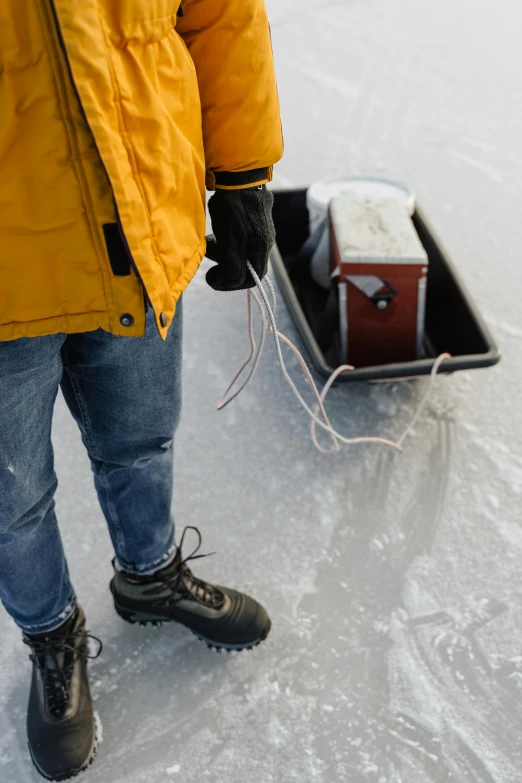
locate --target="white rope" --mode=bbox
[217,289,267,410]
[217,264,451,454]
[249,265,403,451]
[396,351,451,447]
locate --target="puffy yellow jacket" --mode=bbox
[0,0,283,341]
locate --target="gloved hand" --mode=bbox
[205,185,276,291]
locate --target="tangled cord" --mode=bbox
[218,263,451,454]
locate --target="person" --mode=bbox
[0,0,283,778]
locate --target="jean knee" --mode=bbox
[90,436,174,474]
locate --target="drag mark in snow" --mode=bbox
[387,601,522,781]
[448,149,508,184]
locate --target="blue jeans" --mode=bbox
[0,304,182,634]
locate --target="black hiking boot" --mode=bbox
[110,527,271,652]
[22,605,102,781]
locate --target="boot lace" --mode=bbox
[145,526,225,610]
[24,628,103,719]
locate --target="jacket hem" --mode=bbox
[0,242,208,343]
[0,310,144,342]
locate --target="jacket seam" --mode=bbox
[268,22,284,159]
[36,0,116,329]
[97,8,164,276]
[0,310,107,327]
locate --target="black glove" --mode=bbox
[205,185,276,291]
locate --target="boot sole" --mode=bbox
[113,603,271,653]
[29,722,97,781]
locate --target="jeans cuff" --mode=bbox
[19,595,77,635]
[115,543,177,576]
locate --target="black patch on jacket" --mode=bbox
[214,168,269,187]
[103,223,132,276]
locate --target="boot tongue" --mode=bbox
[155,551,222,606]
[122,550,182,585]
[155,549,183,580]
[154,552,204,599]
[124,545,224,607]
[27,610,80,717]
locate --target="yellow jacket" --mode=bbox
[0,0,283,341]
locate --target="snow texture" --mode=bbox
[1,0,521,781]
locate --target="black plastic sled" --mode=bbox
[269,188,500,383]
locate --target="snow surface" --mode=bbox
[1,0,522,780]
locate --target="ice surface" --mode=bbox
[1,0,522,781]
